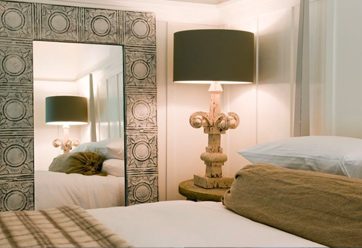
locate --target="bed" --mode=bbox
[34,62,125,210]
[35,171,124,210]
[3,162,362,247]
[88,200,324,247]
[35,139,125,210]
[2,136,362,247]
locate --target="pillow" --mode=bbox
[72,138,124,160]
[102,159,125,177]
[239,136,362,178]
[223,164,362,247]
[49,152,106,176]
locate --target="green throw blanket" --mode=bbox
[223,164,362,248]
[49,152,106,176]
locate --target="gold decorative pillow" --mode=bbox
[49,152,106,176]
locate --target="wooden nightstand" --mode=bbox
[178,179,230,202]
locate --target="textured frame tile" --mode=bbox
[0,136,33,175]
[126,131,158,170]
[0,1,34,39]
[0,90,33,129]
[0,177,33,211]
[124,11,156,47]
[126,93,157,129]
[0,41,32,85]
[124,48,156,89]
[40,4,79,42]
[82,8,119,44]
[127,174,158,205]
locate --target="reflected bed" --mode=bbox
[35,138,125,210]
[35,171,125,210]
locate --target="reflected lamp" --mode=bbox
[46,96,88,153]
[173,29,254,189]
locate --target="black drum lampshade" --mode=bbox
[46,96,88,126]
[173,29,254,84]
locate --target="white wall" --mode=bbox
[304,0,362,138]
[330,0,362,138]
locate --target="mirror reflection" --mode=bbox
[33,41,125,210]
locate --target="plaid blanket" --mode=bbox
[0,205,130,248]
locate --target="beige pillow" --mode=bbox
[223,164,362,248]
[102,159,124,177]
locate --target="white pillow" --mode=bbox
[102,159,125,177]
[72,138,124,160]
[239,136,362,178]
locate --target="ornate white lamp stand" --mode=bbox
[52,125,80,153]
[190,82,239,189]
[173,29,254,190]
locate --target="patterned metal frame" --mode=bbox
[0,0,158,210]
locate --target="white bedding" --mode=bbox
[88,200,324,247]
[35,171,124,210]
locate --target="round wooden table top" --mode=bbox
[178,179,230,202]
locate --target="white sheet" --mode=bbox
[88,200,324,247]
[35,171,124,210]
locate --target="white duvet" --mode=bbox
[88,200,324,247]
[35,171,124,210]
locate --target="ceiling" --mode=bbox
[167,0,230,4]
[33,41,122,82]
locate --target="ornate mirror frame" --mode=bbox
[0,0,158,210]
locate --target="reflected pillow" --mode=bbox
[49,152,106,176]
[72,138,124,160]
[102,159,125,177]
[239,136,362,178]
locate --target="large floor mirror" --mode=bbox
[33,41,125,209]
[0,0,158,211]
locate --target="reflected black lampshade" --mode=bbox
[173,29,254,84]
[46,96,88,125]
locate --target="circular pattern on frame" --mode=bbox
[2,8,25,31]
[3,99,26,121]
[2,54,26,76]
[48,12,70,34]
[132,141,151,162]
[131,18,150,39]
[91,15,111,37]
[3,190,27,211]
[132,100,150,121]
[4,145,27,167]
[131,59,150,80]
[134,182,152,203]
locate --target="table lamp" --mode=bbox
[173,29,254,189]
[46,96,88,153]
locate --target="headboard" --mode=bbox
[0,0,158,210]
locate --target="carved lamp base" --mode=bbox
[194,175,233,189]
[189,82,239,190]
[52,125,79,154]
[53,138,79,154]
